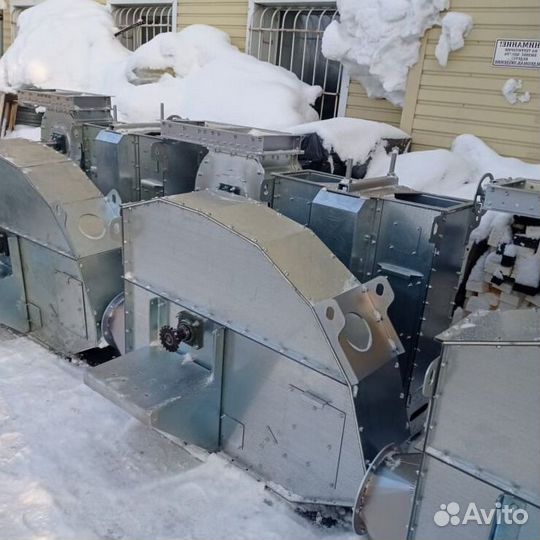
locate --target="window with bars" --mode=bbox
[249,4,343,119]
[111,3,173,51]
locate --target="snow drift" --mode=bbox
[287,117,409,164]
[367,134,540,199]
[0,0,128,91]
[0,0,321,128]
[322,0,450,106]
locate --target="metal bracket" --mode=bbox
[177,310,204,350]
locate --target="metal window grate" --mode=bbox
[249,5,343,119]
[112,4,173,51]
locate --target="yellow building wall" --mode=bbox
[178,0,249,51]
[2,1,12,53]
[345,80,402,127]
[401,0,539,162]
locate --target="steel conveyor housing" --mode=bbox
[86,190,409,507]
[0,139,123,354]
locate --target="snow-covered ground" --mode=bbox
[0,330,354,540]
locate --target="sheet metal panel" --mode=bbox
[123,194,347,380]
[123,191,402,384]
[0,139,120,258]
[412,456,512,540]
[426,343,540,505]
[0,236,29,333]
[221,331,362,505]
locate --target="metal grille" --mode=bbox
[249,5,343,119]
[112,4,173,51]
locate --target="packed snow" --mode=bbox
[513,253,540,288]
[287,117,409,164]
[502,78,531,105]
[3,125,40,141]
[463,211,540,315]
[469,211,513,244]
[0,331,354,540]
[367,134,540,199]
[435,12,473,67]
[322,0,449,106]
[0,0,320,128]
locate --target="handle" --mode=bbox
[474,172,494,216]
[422,357,440,398]
[377,262,423,281]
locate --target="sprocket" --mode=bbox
[159,325,181,352]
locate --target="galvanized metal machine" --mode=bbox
[83,117,302,204]
[86,189,409,508]
[160,117,302,201]
[19,89,113,163]
[3,88,498,528]
[266,169,475,432]
[19,89,304,205]
[482,176,540,218]
[354,308,540,539]
[0,138,123,355]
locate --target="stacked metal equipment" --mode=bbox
[267,169,475,433]
[17,89,203,203]
[0,139,123,355]
[84,117,303,204]
[0,91,306,357]
[18,89,113,164]
[159,117,303,202]
[18,89,304,205]
[86,189,410,509]
[353,308,540,540]
[81,120,204,203]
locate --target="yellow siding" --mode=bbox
[401,0,540,162]
[178,1,248,51]
[345,79,402,127]
[3,0,12,53]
